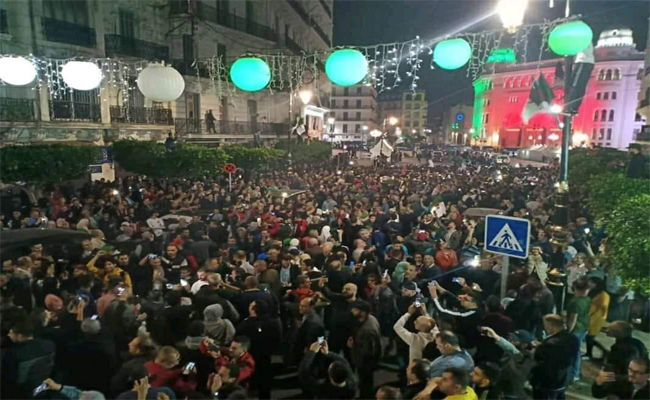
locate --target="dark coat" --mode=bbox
[293,311,325,363]
[531,330,579,390]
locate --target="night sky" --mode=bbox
[333,0,649,112]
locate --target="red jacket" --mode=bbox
[144,361,197,396]
[198,341,256,385]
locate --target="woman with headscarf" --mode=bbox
[318,225,332,244]
[203,304,235,347]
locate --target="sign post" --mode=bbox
[223,163,237,191]
[484,215,531,299]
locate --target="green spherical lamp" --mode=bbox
[433,38,472,70]
[230,57,271,92]
[325,49,368,87]
[548,21,593,56]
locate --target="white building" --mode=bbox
[636,20,650,154]
[328,84,378,143]
[0,0,333,145]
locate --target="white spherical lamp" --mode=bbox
[0,56,37,86]
[136,64,185,102]
[61,61,103,90]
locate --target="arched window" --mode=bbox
[509,79,515,88]
[594,110,599,121]
[601,110,607,121]
[605,69,613,80]
[597,69,605,80]
[503,78,510,88]
[613,69,621,80]
[609,110,614,121]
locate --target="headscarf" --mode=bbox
[203,304,235,346]
[392,261,409,285]
[319,225,332,243]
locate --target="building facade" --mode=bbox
[472,28,645,150]
[636,20,650,154]
[328,84,377,143]
[443,103,473,145]
[377,89,428,136]
[0,0,333,146]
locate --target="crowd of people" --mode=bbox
[1,157,648,400]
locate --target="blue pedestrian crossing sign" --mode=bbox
[484,215,530,259]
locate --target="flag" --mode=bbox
[565,44,595,115]
[521,73,555,124]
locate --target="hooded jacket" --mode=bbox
[203,304,235,346]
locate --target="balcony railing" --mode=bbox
[286,0,331,46]
[50,101,101,122]
[0,98,37,121]
[175,118,288,136]
[42,17,96,47]
[105,34,169,60]
[171,0,277,42]
[110,106,173,125]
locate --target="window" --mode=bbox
[599,128,605,140]
[404,121,410,127]
[119,10,135,38]
[44,0,89,26]
[343,112,348,120]
[605,69,613,80]
[606,128,612,140]
[413,121,419,127]
[0,9,8,34]
[355,124,361,133]
[603,92,609,100]
[503,78,510,88]
[405,94,412,100]
[356,87,362,94]
[635,113,643,122]
[344,88,349,96]
[609,110,614,122]
[355,112,361,121]
[597,69,605,80]
[613,69,621,80]
[415,94,422,101]
[413,112,420,118]
[596,92,601,100]
[330,112,335,118]
[601,110,607,121]
[593,110,599,121]
[342,124,348,133]
[343,100,349,108]
[592,128,597,140]
[356,100,361,108]
[612,91,617,100]
[405,103,411,109]
[634,129,641,140]
[331,100,336,108]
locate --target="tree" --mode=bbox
[274,140,332,164]
[568,147,629,188]
[586,172,650,220]
[0,144,101,183]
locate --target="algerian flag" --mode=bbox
[521,73,555,124]
[565,44,595,115]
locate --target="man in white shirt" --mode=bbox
[393,303,438,361]
[147,211,165,238]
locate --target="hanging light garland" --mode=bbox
[0,15,578,103]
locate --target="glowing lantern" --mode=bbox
[433,38,472,70]
[0,56,37,86]
[325,49,368,87]
[229,57,271,92]
[549,21,593,56]
[61,61,102,90]
[136,64,185,102]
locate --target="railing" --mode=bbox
[105,34,169,61]
[49,101,101,122]
[42,18,96,47]
[285,0,331,46]
[331,105,375,109]
[171,0,277,42]
[0,98,36,121]
[175,118,288,136]
[110,106,173,125]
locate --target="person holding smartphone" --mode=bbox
[592,358,650,399]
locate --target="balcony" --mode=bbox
[49,101,101,122]
[105,34,169,61]
[110,106,173,125]
[42,18,96,47]
[0,98,37,121]
[175,118,287,136]
[171,0,277,42]
[286,0,331,46]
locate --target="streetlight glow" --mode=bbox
[496,0,528,33]
[327,117,335,124]
[362,125,368,131]
[298,89,313,105]
[388,117,398,126]
[370,129,382,138]
[550,104,563,114]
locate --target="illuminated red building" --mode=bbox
[472,28,645,149]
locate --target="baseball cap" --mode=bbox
[509,329,534,343]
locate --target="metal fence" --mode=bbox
[49,101,101,122]
[0,98,36,121]
[109,106,173,125]
[175,118,288,136]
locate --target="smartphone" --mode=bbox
[91,314,98,320]
[33,383,47,396]
[180,279,188,286]
[166,283,174,289]
[148,254,157,259]
[183,361,196,375]
[116,287,125,296]
[414,299,421,308]
[428,280,438,287]
[452,277,462,285]
[318,336,325,346]
[382,270,388,279]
